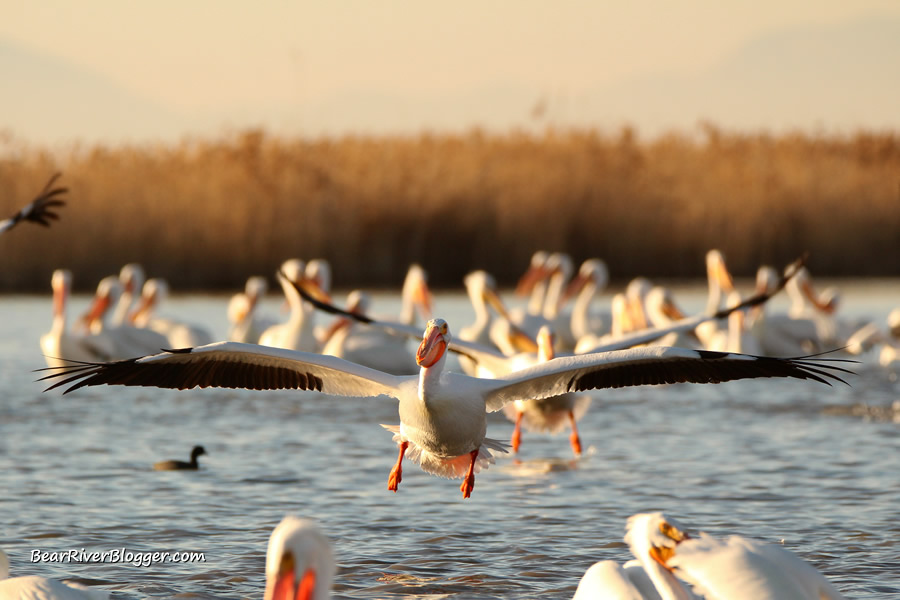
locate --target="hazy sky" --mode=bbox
[3,1,900,141]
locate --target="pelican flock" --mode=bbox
[22,245,896,599]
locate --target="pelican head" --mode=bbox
[625,512,691,570]
[515,250,551,296]
[82,276,122,328]
[305,260,332,295]
[403,264,433,320]
[265,516,335,600]
[706,250,735,292]
[563,258,609,302]
[119,263,145,295]
[465,270,510,319]
[130,278,169,325]
[416,318,450,368]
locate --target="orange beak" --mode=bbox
[81,293,110,329]
[414,280,433,320]
[128,291,155,324]
[265,568,317,600]
[562,273,589,304]
[52,280,67,319]
[416,326,447,368]
[515,265,547,297]
[302,277,333,304]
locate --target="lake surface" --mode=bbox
[1,282,899,599]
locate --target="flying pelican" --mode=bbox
[0,172,67,236]
[499,327,590,457]
[41,318,851,498]
[130,278,214,347]
[40,270,115,370]
[573,512,698,599]
[0,549,109,599]
[265,516,335,600]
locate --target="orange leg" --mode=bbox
[511,411,524,453]
[460,449,479,498]
[387,441,408,492]
[568,410,583,457]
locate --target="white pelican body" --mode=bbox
[498,327,590,457]
[750,267,824,356]
[131,279,213,347]
[259,260,319,352]
[322,265,432,375]
[0,549,108,600]
[566,258,611,347]
[43,318,850,498]
[706,292,763,355]
[81,276,169,359]
[265,516,335,600]
[228,276,276,344]
[574,512,697,600]
[110,263,144,326]
[321,291,425,376]
[669,534,847,600]
[40,270,115,369]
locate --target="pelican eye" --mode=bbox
[440,323,448,335]
[659,521,686,542]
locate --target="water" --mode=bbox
[2,284,899,599]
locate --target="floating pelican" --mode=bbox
[228,276,275,344]
[661,515,848,599]
[40,270,115,369]
[41,318,851,498]
[0,173,67,236]
[110,263,145,326]
[265,516,335,600]
[130,278,214,347]
[0,549,108,599]
[259,259,327,352]
[574,512,698,599]
[565,258,611,347]
[750,266,824,356]
[80,276,169,359]
[320,265,432,374]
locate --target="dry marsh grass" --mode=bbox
[1,125,898,292]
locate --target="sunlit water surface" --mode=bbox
[2,282,899,599]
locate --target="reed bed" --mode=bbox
[1,125,898,292]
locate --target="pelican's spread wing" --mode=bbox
[482,346,853,412]
[0,172,68,234]
[38,341,405,399]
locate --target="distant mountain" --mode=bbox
[2,14,899,145]
[293,14,900,137]
[0,39,189,144]
[586,14,900,134]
